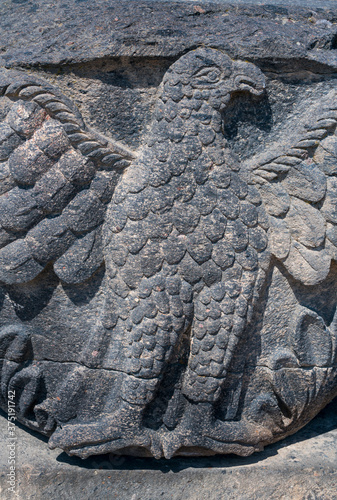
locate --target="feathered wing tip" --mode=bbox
[249,89,337,286]
[0,69,137,285]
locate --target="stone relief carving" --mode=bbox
[1,47,337,459]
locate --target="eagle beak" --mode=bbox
[232,61,266,96]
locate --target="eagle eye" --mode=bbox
[193,67,221,86]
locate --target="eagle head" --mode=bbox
[163,47,265,111]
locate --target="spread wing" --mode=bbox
[248,89,337,286]
[0,69,136,284]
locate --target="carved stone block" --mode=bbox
[1,0,337,460]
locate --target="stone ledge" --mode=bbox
[1,399,337,500]
[1,0,337,68]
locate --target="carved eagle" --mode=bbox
[0,48,337,458]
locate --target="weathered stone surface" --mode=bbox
[2,0,337,67]
[1,0,337,462]
[1,401,337,499]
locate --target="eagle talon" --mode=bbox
[48,401,161,457]
[161,400,273,458]
[51,426,162,459]
[161,401,212,458]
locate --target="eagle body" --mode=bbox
[97,50,270,407]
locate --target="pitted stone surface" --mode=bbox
[1,0,337,462]
[2,0,337,67]
[1,401,337,500]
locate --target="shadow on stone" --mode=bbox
[49,396,337,472]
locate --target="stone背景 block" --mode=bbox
[1,0,337,472]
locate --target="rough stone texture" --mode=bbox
[2,0,337,67]
[1,400,337,499]
[1,0,337,464]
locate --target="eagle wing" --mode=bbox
[0,69,136,284]
[248,89,337,285]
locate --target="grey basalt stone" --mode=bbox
[1,401,337,500]
[1,0,337,463]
